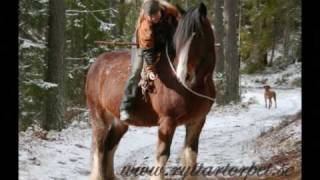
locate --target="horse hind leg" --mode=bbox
[90,112,110,180]
[104,119,128,179]
[181,119,205,180]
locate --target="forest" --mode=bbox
[19,0,301,131]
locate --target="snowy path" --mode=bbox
[19,88,301,180]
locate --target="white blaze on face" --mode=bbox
[176,33,195,85]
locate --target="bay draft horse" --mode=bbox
[85,3,216,180]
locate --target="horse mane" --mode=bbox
[173,5,205,84]
[173,6,204,54]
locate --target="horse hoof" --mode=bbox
[107,175,120,180]
[184,176,198,180]
[150,175,165,180]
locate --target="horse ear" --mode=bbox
[198,2,207,17]
[175,4,186,15]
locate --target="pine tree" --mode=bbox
[224,0,240,103]
[213,0,226,105]
[43,0,66,130]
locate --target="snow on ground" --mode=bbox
[19,56,301,180]
[19,87,301,180]
[19,119,92,180]
[241,62,301,89]
[254,111,301,163]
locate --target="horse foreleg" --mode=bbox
[90,117,109,180]
[181,119,205,180]
[104,120,128,179]
[151,117,176,180]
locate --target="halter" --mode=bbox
[165,43,215,102]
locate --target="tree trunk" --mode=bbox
[109,0,117,37]
[269,17,277,67]
[118,0,126,36]
[282,14,291,64]
[79,11,87,106]
[214,0,225,74]
[269,40,275,67]
[43,0,66,130]
[224,0,240,103]
[213,0,226,105]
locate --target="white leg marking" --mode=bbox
[150,155,168,180]
[106,145,117,179]
[90,150,103,180]
[184,147,197,168]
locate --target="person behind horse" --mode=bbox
[120,0,181,121]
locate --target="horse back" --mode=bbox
[85,51,131,120]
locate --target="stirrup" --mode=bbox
[145,65,158,80]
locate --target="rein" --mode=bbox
[165,43,215,102]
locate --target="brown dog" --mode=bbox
[264,85,277,109]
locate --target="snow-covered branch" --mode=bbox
[23,79,58,90]
[65,57,89,61]
[19,37,46,49]
[89,13,116,32]
[66,8,116,13]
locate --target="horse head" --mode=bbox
[173,2,215,86]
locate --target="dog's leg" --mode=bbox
[264,94,268,108]
[269,97,272,109]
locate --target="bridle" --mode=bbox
[165,42,215,102]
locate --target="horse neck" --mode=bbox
[156,51,210,91]
[157,51,176,80]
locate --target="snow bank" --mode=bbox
[241,62,301,89]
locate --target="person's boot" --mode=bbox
[119,48,144,121]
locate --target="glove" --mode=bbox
[142,48,156,65]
